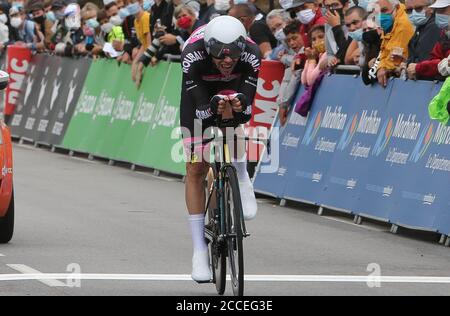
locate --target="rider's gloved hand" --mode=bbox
[209,95,223,115]
[230,93,248,114]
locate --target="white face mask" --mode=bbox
[297,9,315,25]
[10,17,22,28]
[274,28,286,42]
[0,14,7,24]
[110,15,123,26]
[101,22,114,34]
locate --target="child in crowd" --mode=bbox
[301,25,328,87]
[277,20,306,126]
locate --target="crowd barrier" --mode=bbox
[253,75,450,235]
[6,56,284,176]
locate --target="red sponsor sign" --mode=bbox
[4,45,32,116]
[247,60,284,162]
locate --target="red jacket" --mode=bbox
[416,37,450,79]
[299,10,327,48]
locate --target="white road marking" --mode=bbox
[321,216,388,232]
[0,272,450,284]
[7,264,67,287]
[0,254,4,257]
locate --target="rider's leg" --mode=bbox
[228,126,258,220]
[185,161,212,282]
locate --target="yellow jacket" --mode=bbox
[379,4,415,71]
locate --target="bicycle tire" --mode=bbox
[206,167,227,295]
[224,166,244,296]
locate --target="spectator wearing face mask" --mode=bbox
[229,3,277,58]
[201,0,230,23]
[9,6,45,51]
[374,0,415,87]
[266,9,292,60]
[49,0,68,50]
[129,0,152,60]
[406,0,440,65]
[58,3,86,56]
[79,2,101,56]
[280,0,326,48]
[302,25,328,86]
[0,5,9,54]
[27,1,55,50]
[344,6,366,65]
[323,0,353,67]
[407,0,449,80]
[99,8,124,45]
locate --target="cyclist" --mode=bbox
[178,16,261,283]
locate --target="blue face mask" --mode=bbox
[46,11,56,22]
[357,0,370,10]
[86,18,99,29]
[234,0,248,3]
[349,28,364,41]
[379,13,394,32]
[118,8,130,19]
[142,0,153,11]
[435,13,449,29]
[408,10,429,27]
[127,3,141,16]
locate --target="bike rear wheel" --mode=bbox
[224,166,244,296]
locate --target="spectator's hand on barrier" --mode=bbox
[327,56,339,68]
[377,67,389,87]
[325,10,341,28]
[279,105,289,127]
[134,62,144,88]
[112,40,124,52]
[160,33,177,46]
[407,63,417,80]
[150,56,159,67]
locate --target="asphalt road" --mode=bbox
[1,143,450,296]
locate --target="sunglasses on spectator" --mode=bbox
[345,19,361,28]
[404,6,426,14]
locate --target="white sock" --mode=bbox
[188,214,208,252]
[232,161,251,184]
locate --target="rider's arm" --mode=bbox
[181,47,217,123]
[233,44,261,124]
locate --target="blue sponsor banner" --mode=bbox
[254,86,309,198]
[254,75,449,233]
[320,78,391,216]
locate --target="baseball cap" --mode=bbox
[430,0,450,8]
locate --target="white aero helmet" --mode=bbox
[204,15,247,59]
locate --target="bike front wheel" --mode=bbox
[224,166,244,296]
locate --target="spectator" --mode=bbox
[373,0,414,87]
[280,0,326,48]
[229,3,277,58]
[58,3,86,56]
[406,0,441,68]
[301,24,328,86]
[232,0,266,21]
[27,1,55,50]
[266,9,292,60]
[201,0,230,23]
[131,0,151,55]
[344,6,366,65]
[44,0,53,13]
[0,5,9,54]
[360,17,383,84]
[323,0,353,66]
[277,20,306,126]
[9,6,45,52]
[79,2,101,56]
[407,0,449,80]
[150,0,175,35]
[99,8,124,45]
